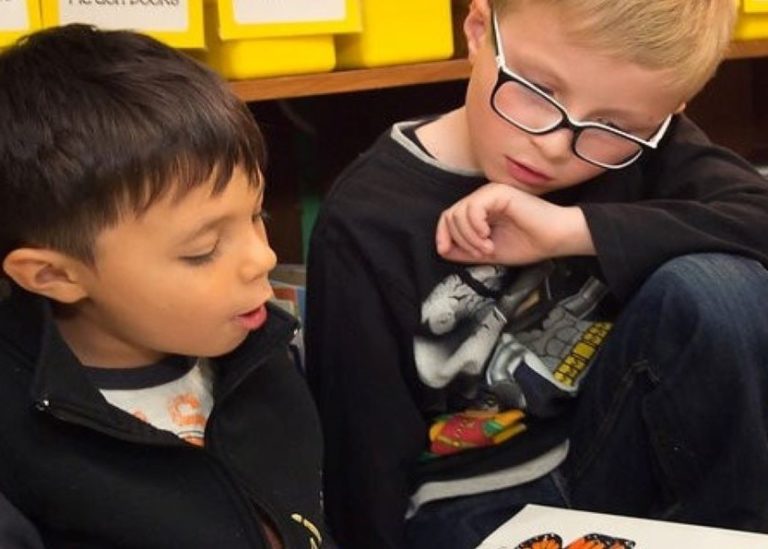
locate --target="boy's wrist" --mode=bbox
[551,206,596,257]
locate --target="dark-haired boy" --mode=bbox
[0,25,330,548]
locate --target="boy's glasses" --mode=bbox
[489,10,672,170]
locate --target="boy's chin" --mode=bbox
[201,332,251,358]
[170,335,245,360]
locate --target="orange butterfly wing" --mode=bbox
[514,533,563,549]
[565,533,636,549]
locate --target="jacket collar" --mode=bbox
[1,288,298,437]
[210,303,299,399]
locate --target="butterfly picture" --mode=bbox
[511,532,636,549]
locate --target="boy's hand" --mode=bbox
[435,183,596,265]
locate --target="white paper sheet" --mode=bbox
[477,504,768,548]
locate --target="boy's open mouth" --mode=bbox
[236,305,268,330]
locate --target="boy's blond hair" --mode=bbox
[492,0,737,100]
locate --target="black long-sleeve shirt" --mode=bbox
[305,115,768,548]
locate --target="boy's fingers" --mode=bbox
[466,202,493,249]
[437,211,476,257]
[435,215,452,254]
[447,208,484,257]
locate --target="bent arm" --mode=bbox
[581,116,768,300]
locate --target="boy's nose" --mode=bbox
[530,127,573,163]
[239,238,277,283]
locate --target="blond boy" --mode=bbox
[306,0,768,547]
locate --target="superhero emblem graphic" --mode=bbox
[415,262,612,455]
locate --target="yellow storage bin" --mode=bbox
[202,0,360,80]
[203,31,336,81]
[335,0,454,69]
[734,0,768,40]
[40,0,204,48]
[1,0,42,48]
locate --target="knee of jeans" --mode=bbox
[637,253,768,333]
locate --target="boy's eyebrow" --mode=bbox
[176,215,232,246]
[508,48,566,91]
[508,36,663,131]
[176,186,264,246]
[589,107,656,129]
[511,51,657,129]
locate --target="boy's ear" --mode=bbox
[464,0,492,63]
[2,248,89,303]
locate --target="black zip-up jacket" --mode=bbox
[0,288,330,549]
[0,489,44,549]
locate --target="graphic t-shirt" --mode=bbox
[84,356,214,446]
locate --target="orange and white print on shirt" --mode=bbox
[100,358,214,446]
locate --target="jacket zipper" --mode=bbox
[205,432,297,548]
[203,330,303,549]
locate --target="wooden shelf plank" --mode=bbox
[230,59,471,102]
[727,39,768,60]
[229,40,768,103]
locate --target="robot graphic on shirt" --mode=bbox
[414,262,612,419]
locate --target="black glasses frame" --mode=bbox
[489,9,672,170]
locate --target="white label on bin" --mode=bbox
[1,0,30,30]
[233,0,346,24]
[58,0,189,32]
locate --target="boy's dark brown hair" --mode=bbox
[0,24,265,266]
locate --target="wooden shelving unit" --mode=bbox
[229,59,471,102]
[230,40,768,103]
[727,39,768,60]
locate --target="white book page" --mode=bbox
[477,505,768,548]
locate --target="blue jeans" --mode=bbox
[565,253,768,531]
[404,472,568,549]
[405,254,768,548]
